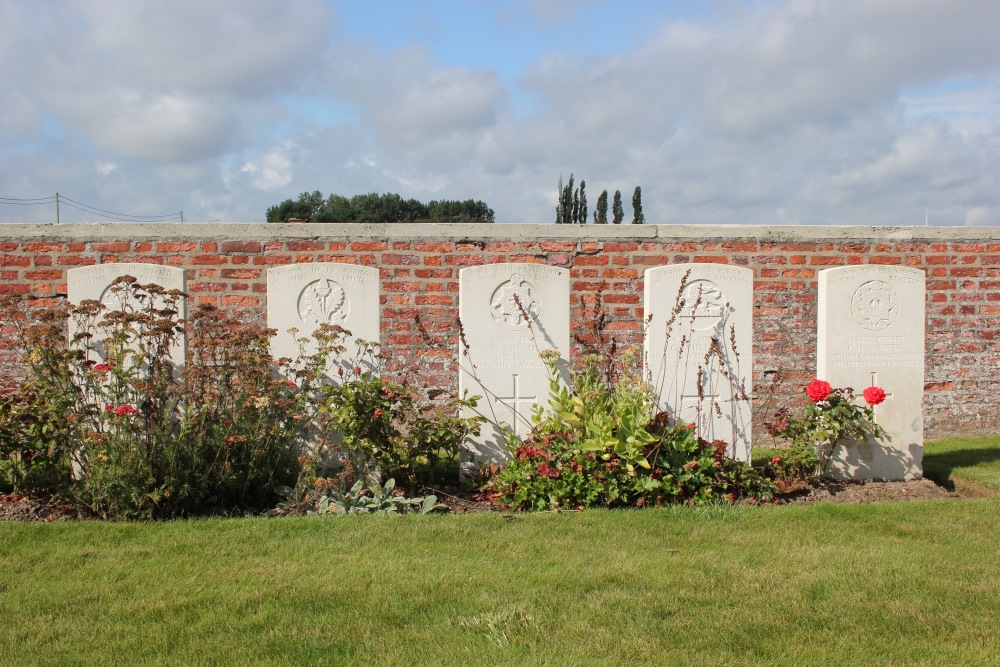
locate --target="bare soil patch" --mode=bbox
[781,478,955,504]
[0,478,961,521]
[0,496,75,522]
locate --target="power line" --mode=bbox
[0,193,182,223]
[0,196,57,203]
[59,195,183,220]
[58,199,182,222]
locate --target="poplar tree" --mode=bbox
[578,180,588,224]
[595,190,608,224]
[612,190,624,224]
[632,186,645,225]
[561,174,575,225]
[555,175,564,223]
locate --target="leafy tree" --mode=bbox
[427,199,495,222]
[578,180,587,225]
[594,190,608,224]
[632,186,645,225]
[267,192,493,223]
[612,190,624,224]
[266,191,324,222]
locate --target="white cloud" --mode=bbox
[240,143,297,192]
[95,162,117,176]
[964,206,997,226]
[0,0,998,225]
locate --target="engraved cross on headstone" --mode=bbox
[680,385,722,435]
[494,374,537,438]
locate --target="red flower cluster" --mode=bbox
[806,380,832,402]
[105,404,136,416]
[93,362,114,373]
[373,409,383,418]
[863,386,887,406]
[537,462,561,478]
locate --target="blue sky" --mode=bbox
[1,0,997,225]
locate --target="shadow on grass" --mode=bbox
[923,445,1000,495]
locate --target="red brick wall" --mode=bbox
[2,224,999,439]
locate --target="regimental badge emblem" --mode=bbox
[682,279,727,331]
[490,273,540,330]
[851,280,898,331]
[298,279,348,325]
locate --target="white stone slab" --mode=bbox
[459,264,570,475]
[644,264,753,460]
[67,264,186,367]
[817,265,925,481]
[267,264,380,376]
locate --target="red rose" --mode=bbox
[863,386,887,406]
[771,457,781,464]
[806,380,832,402]
[286,381,296,388]
[114,404,136,416]
[373,409,383,418]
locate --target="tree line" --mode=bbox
[555,175,644,224]
[266,191,495,223]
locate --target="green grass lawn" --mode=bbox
[922,435,1000,496]
[2,500,999,666]
[2,435,999,666]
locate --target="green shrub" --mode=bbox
[764,379,886,488]
[314,340,480,488]
[486,351,775,510]
[0,279,333,518]
[2,279,484,519]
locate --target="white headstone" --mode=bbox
[459,264,570,475]
[817,265,925,481]
[644,264,753,460]
[67,264,186,366]
[267,264,380,376]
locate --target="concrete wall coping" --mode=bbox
[2,222,998,243]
